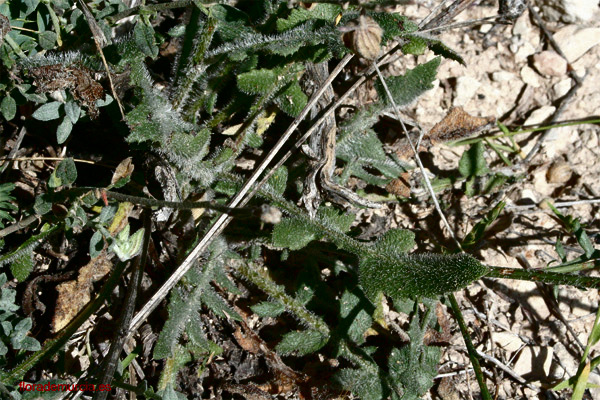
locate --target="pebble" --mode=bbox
[520,65,541,88]
[492,71,515,82]
[553,78,572,98]
[452,76,481,107]
[540,0,599,22]
[513,346,553,378]
[533,51,567,77]
[553,26,600,62]
[493,331,524,353]
[514,42,536,63]
[524,106,556,126]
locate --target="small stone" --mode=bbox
[533,51,567,77]
[479,23,493,33]
[493,331,524,353]
[553,78,572,98]
[541,0,599,22]
[512,11,531,36]
[520,65,541,88]
[514,42,536,63]
[553,26,600,63]
[524,106,556,125]
[513,346,553,378]
[492,71,516,82]
[452,76,481,107]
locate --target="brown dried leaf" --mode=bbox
[52,203,133,332]
[52,252,113,332]
[29,64,104,119]
[386,172,411,197]
[111,157,134,185]
[428,107,495,145]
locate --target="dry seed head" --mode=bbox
[344,15,383,60]
[547,161,572,184]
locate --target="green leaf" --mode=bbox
[276,330,328,356]
[335,367,385,400]
[111,225,145,262]
[24,0,40,16]
[134,20,158,58]
[32,101,61,121]
[318,207,355,233]
[373,229,416,254]
[388,344,440,399]
[237,68,278,95]
[402,33,465,65]
[64,101,80,124]
[276,4,341,31]
[1,95,16,120]
[272,217,320,250]
[337,126,406,186]
[48,157,77,188]
[34,194,53,215]
[274,82,308,117]
[11,250,34,282]
[199,287,241,321]
[89,231,104,259]
[267,166,288,196]
[251,301,285,318]
[375,57,441,108]
[11,318,41,351]
[38,30,57,49]
[372,13,418,43]
[339,290,372,345]
[402,35,428,55]
[462,201,505,249]
[359,252,488,300]
[459,142,489,177]
[167,24,186,37]
[56,116,72,144]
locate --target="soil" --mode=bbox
[376,1,600,399]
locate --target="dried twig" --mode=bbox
[77,0,125,119]
[0,126,27,175]
[92,211,151,400]
[373,63,462,249]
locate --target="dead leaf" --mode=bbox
[111,157,134,185]
[428,107,495,145]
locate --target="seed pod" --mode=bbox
[343,15,383,60]
[547,161,572,183]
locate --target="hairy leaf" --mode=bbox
[251,301,285,318]
[335,367,385,400]
[459,142,489,178]
[276,329,328,356]
[48,157,77,188]
[337,127,406,186]
[272,217,321,250]
[32,101,61,121]
[339,290,372,345]
[274,81,307,117]
[10,250,34,282]
[1,95,16,120]
[276,4,341,31]
[375,57,441,108]
[56,116,72,144]
[359,252,488,300]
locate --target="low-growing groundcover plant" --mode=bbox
[0,0,598,399]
